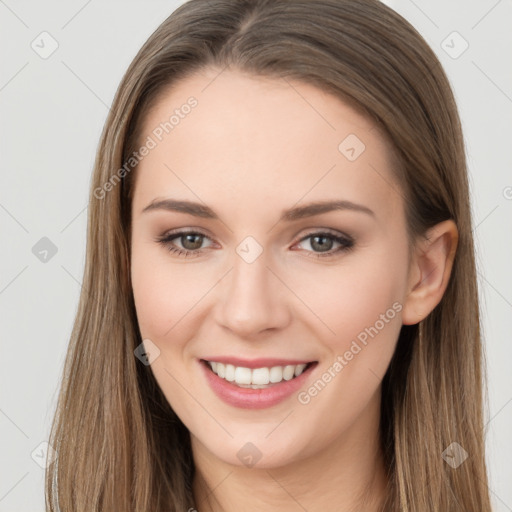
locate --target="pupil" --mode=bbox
[311,235,332,252]
[182,234,203,250]
[180,235,334,252]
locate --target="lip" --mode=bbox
[200,356,315,369]
[198,358,318,410]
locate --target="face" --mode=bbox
[130,68,412,469]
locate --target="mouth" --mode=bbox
[200,359,318,389]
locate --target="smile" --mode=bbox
[205,360,313,388]
[199,358,318,409]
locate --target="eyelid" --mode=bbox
[155,228,216,248]
[295,227,353,243]
[157,227,353,246]
[157,227,213,241]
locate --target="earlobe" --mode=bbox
[401,220,459,326]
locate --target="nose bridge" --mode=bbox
[216,247,289,336]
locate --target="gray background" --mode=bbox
[1,0,511,510]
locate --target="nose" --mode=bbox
[214,252,291,338]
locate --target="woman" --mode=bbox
[46,0,492,510]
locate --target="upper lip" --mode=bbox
[200,357,316,369]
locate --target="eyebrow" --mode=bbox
[141,198,375,221]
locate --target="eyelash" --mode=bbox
[155,229,355,259]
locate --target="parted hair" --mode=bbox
[46,1,492,510]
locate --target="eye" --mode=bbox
[155,229,355,259]
[155,230,214,258]
[293,230,355,258]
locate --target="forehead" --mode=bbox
[133,68,402,224]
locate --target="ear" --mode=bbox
[401,220,459,326]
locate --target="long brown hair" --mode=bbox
[46,0,492,510]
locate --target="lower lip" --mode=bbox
[198,359,318,409]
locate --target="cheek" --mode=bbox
[287,239,407,407]
[335,248,406,377]
[130,240,211,340]
[289,243,406,344]
[287,251,405,451]
[335,262,403,345]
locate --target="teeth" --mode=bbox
[269,366,283,383]
[225,364,235,382]
[207,361,310,387]
[283,365,295,381]
[252,367,270,385]
[234,366,252,384]
[294,364,307,377]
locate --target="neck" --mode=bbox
[191,390,388,512]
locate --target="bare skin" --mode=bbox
[129,68,458,511]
